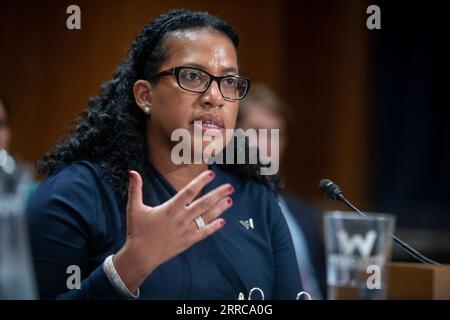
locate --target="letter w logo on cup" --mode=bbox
[337,230,377,257]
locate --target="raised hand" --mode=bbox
[113,169,234,293]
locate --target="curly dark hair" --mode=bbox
[39,9,281,206]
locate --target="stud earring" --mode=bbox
[144,106,151,114]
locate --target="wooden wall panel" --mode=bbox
[281,0,372,209]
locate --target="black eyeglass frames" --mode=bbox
[150,66,250,101]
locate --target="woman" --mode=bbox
[27,9,301,299]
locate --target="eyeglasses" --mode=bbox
[150,66,250,101]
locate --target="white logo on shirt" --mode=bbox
[239,218,254,230]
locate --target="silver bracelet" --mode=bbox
[103,254,140,299]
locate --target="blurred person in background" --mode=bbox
[238,83,326,299]
[0,96,11,151]
[1,95,21,180]
[0,95,38,196]
[0,97,38,299]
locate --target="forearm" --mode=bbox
[112,242,158,296]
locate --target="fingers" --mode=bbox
[192,218,227,243]
[186,184,234,222]
[171,170,216,208]
[202,197,233,223]
[127,170,144,213]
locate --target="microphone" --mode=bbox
[319,179,440,265]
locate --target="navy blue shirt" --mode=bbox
[26,161,301,299]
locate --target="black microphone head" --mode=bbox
[319,179,344,201]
